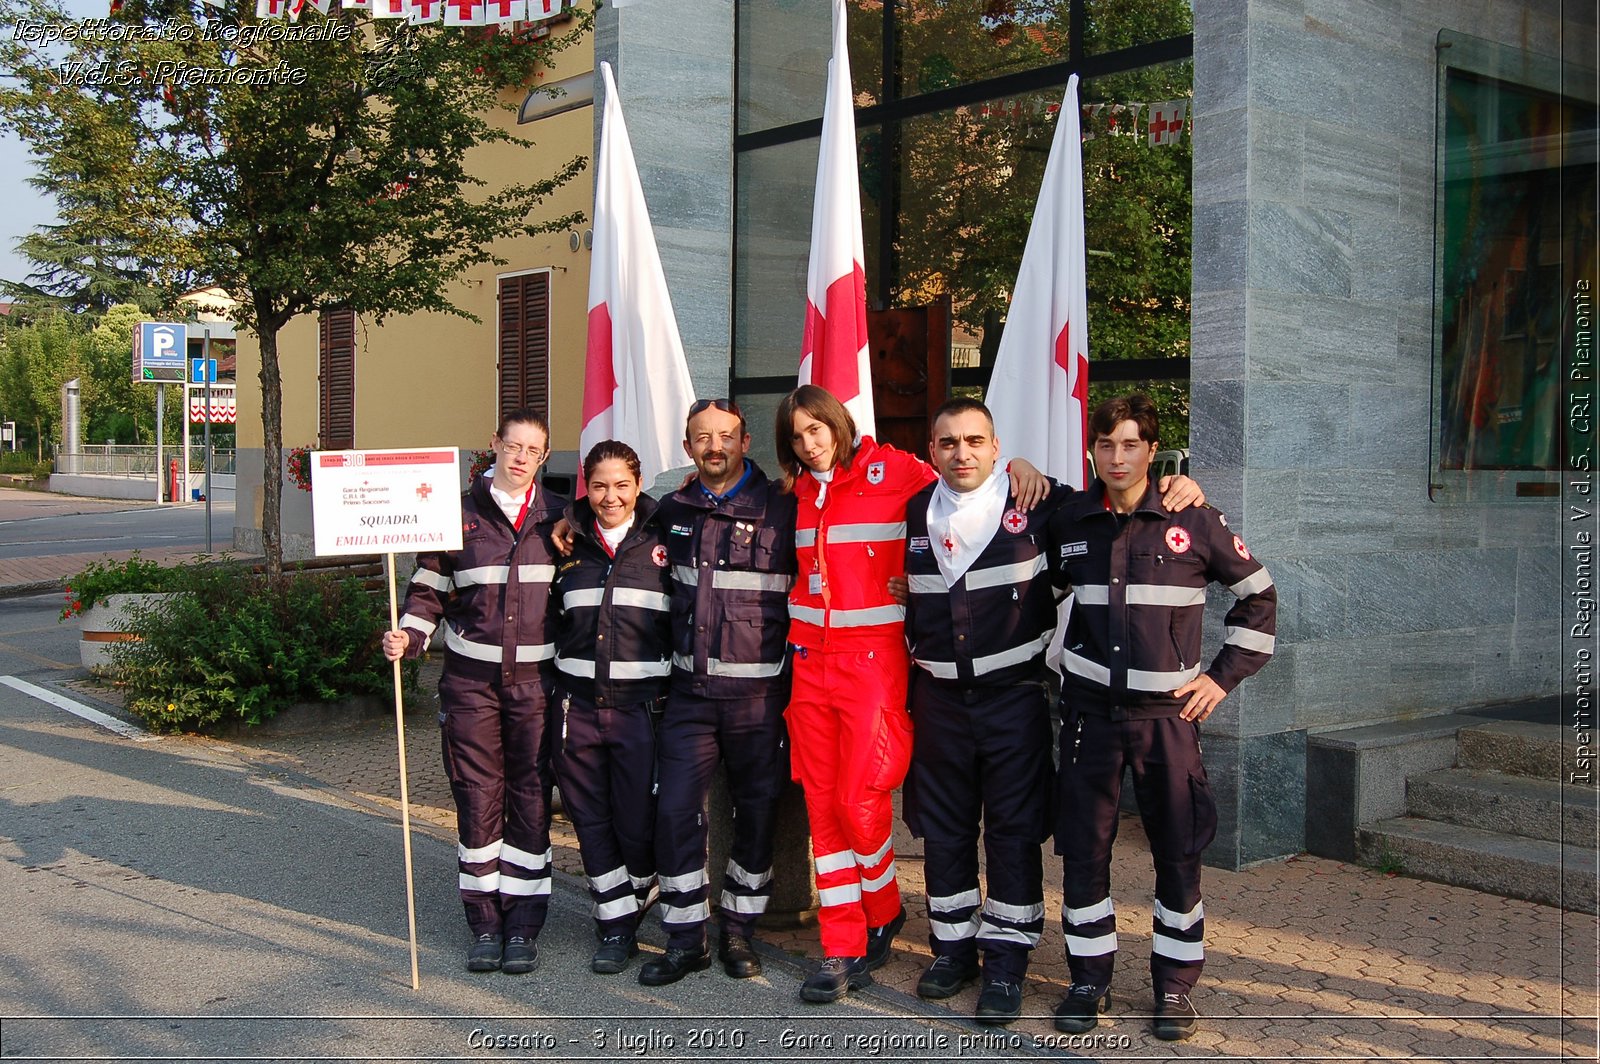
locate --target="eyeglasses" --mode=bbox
[689,398,742,418]
[496,443,547,459]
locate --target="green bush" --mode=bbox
[60,551,188,620]
[0,453,50,477]
[110,563,410,733]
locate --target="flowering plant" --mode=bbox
[287,446,313,492]
[467,448,494,482]
[61,553,180,621]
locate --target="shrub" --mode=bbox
[0,453,49,477]
[61,552,186,620]
[110,563,411,733]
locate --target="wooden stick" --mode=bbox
[387,552,421,991]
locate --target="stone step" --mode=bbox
[1407,768,1598,845]
[1357,817,1597,914]
[1457,721,1596,788]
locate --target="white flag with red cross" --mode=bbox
[371,0,405,17]
[442,0,482,25]
[797,0,874,438]
[1147,100,1189,146]
[985,74,1091,489]
[482,0,524,23]
[526,0,561,18]
[581,62,698,491]
[342,0,372,9]
[408,0,441,24]
[255,0,285,18]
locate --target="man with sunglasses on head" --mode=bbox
[634,398,799,987]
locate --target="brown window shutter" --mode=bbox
[318,308,356,450]
[498,272,550,422]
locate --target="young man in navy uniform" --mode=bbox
[1047,393,1276,1041]
[900,398,1203,1024]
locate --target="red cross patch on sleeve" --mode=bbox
[652,545,669,568]
[1165,526,1192,554]
[1003,508,1028,534]
[1233,534,1251,560]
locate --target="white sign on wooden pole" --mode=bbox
[311,446,463,990]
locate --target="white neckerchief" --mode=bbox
[488,477,534,527]
[927,465,1009,588]
[808,467,834,509]
[597,513,635,553]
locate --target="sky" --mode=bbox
[1,0,114,292]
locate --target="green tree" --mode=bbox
[0,313,91,460]
[2,0,592,576]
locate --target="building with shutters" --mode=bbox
[231,23,594,559]
[230,1,1595,873]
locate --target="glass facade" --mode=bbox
[1431,31,1598,485]
[733,0,1194,466]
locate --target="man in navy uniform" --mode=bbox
[900,397,1202,1025]
[638,398,797,986]
[1047,393,1276,1041]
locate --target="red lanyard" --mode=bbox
[595,520,618,557]
[513,485,535,531]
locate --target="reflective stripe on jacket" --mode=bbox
[904,483,1075,686]
[553,493,673,706]
[1047,481,1277,718]
[397,475,562,686]
[660,462,797,699]
[788,437,936,652]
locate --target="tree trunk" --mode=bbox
[258,317,284,583]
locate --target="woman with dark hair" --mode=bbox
[550,440,674,977]
[774,384,1046,1003]
[384,408,562,977]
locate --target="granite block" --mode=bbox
[1304,740,1358,859]
[1246,202,1353,297]
[1248,17,1355,124]
[1240,729,1307,863]
[1192,200,1248,295]
[1339,549,1519,636]
[1391,495,1487,551]
[1227,646,1299,735]
[1246,292,1401,386]
[1244,383,1353,470]
[1304,121,1402,217]
[1266,554,1349,642]
[1240,468,1299,549]
[1247,108,1305,203]
[1302,0,1406,51]
[1192,106,1247,204]
[1191,379,1246,468]
[1514,540,1562,621]
[1347,383,1429,467]
[640,162,732,234]
[1351,215,1431,306]
[1394,302,1433,372]
[1200,732,1242,870]
[1191,288,1247,382]
[1194,26,1248,119]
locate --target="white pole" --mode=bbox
[387,552,422,990]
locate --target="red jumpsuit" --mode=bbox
[787,437,935,957]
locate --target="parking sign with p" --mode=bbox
[134,322,188,383]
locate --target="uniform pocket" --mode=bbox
[870,704,914,792]
[1187,768,1218,856]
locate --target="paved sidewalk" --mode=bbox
[58,666,1599,1061]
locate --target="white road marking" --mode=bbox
[0,675,156,741]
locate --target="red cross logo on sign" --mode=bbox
[942,534,956,556]
[1002,509,1027,534]
[652,545,669,568]
[1165,526,1191,554]
[867,462,885,485]
[416,483,432,501]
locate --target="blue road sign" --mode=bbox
[191,358,218,384]
[134,322,187,383]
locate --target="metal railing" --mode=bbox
[55,444,236,478]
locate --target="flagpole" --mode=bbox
[387,552,421,991]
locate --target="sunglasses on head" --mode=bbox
[688,398,741,417]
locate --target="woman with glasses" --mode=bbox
[384,408,562,977]
[550,440,674,977]
[773,384,1047,1004]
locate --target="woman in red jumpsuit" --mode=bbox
[774,384,1044,1003]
